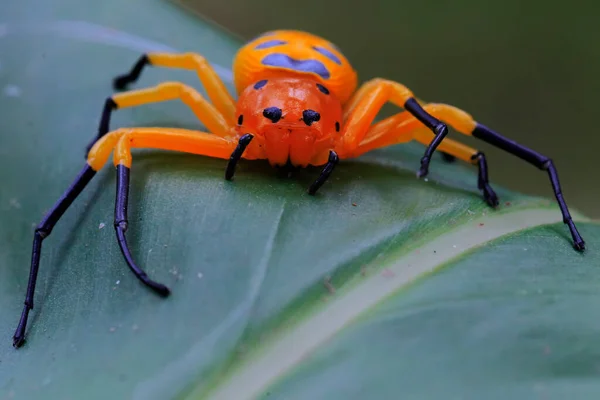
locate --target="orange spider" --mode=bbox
[13,30,585,348]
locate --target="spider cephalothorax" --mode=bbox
[235,76,342,167]
[12,29,585,348]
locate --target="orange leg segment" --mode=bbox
[87,127,247,170]
[342,101,584,250]
[85,82,235,155]
[114,52,236,123]
[112,82,233,137]
[337,78,450,177]
[352,103,477,158]
[346,103,499,207]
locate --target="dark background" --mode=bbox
[177,0,599,217]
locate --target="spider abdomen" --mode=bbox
[232,30,358,105]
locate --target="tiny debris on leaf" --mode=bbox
[109,327,116,332]
[381,268,395,278]
[505,201,511,206]
[9,198,21,209]
[197,272,204,279]
[479,223,485,227]
[99,222,106,229]
[352,202,357,207]
[323,276,336,294]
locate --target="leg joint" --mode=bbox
[541,158,554,170]
[114,220,128,232]
[34,227,50,239]
[471,150,485,164]
[471,150,484,160]
[435,123,448,136]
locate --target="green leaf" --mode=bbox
[0,1,596,399]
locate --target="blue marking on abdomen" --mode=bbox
[261,54,330,79]
[312,46,342,65]
[255,40,287,49]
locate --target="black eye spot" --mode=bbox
[316,83,329,95]
[263,107,282,123]
[335,121,340,132]
[254,80,268,89]
[238,115,244,125]
[302,109,321,126]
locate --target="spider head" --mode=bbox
[235,77,342,168]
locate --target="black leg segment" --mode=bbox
[13,164,97,348]
[404,98,449,178]
[225,134,254,180]
[471,151,499,207]
[113,54,150,90]
[308,150,339,195]
[472,123,585,251]
[114,165,171,296]
[85,97,117,156]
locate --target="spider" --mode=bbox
[12,30,585,348]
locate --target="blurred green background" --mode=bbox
[177,0,599,217]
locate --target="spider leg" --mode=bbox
[226,134,254,180]
[472,123,585,251]
[112,52,236,122]
[412,130,499,207]
[337,78,447,178]
[98,128,253,292]
[308,150,340,195]
[86,82,233,154]
[340,103,584,251]
[114,164,170,296]
[13,164,97,348]
[14,128,251,348]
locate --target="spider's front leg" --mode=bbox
[13,128,257,348]
[89,128,257,291]
[339,78,448,178]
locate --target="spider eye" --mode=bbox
[302,109,320,126]
[253,80,268,89]
[316,83,329,95]
[263,107,283,123]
